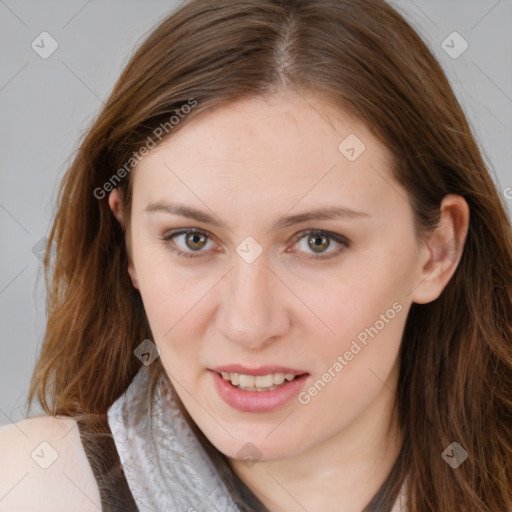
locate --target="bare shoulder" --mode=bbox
[0,415,101,511]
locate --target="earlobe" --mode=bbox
[108,188,125,231]
[412,195,469,305]
[127,262,139,290]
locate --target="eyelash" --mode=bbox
[161,228,351,261]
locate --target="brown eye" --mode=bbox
[162,229,214,258]
[307,234,331,253]
[185,232,208,251]
[291,229,350,260]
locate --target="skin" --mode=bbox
[109,91,469,511]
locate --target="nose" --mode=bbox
[215,255,291,350]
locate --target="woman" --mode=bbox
[1,0,511,510]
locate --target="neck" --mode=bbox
[228,364,403,512]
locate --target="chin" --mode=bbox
[206,427,305,464]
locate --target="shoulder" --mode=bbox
[0,415,101,511]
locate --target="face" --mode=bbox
[121,92,425,463]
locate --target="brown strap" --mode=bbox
[76,414,139,512]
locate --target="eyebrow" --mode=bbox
[144,201,370,230]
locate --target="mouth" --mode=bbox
[209,365,310,412]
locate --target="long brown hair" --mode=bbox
[28,0,512,510]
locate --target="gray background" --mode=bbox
[0,0,511,424]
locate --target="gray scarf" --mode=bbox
[107,365,263,512]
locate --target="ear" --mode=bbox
[412,194,469,304]
[108,188,139,290]
[108,188,125,230]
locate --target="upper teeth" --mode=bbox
[221,372,298,388]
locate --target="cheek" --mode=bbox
[318,251,413,345]
[296,290,406,437]
[303,281,406,392]
[131,238,197,320]
[300,240,413,395]
[131,249,219,377]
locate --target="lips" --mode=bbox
[210,364,308,376]
[209,364,310,412]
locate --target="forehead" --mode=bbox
[131,92,397,218]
